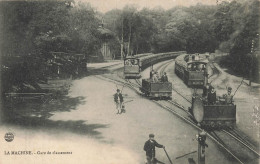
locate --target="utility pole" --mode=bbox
[249,33,259,85]
[249,39,255,86]
[196,130,208,164]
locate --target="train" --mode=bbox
[124,51,186,79]
[175,54,208,88]
[125,51,236,129]
[139,51,185,70]
[124,57,141,78]
[140,79,172,99]
[189,95,236,129]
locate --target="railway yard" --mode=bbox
[0,53,259,164]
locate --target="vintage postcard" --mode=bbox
[0,0,259,164]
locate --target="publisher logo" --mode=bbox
[4,132,14,142]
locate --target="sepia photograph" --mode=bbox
[0,0,259,163]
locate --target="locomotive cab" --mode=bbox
[184,60,208,87]
[124,57,141,79]
[175,54,209,88]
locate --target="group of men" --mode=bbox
[203,83,233,105]
[150,70,168,82]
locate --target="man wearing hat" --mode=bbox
[161,72,168,82]
[152,72,159,82]
[144,134,164,164]
[207,87,216,105]
[224,87,233,104]
[114,89,123,114]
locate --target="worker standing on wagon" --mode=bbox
[195,53,199,61]
[224,87,233,104]
[152,72,159,82]
[114,89,123,114]
[150,70,155,79]
[144,134,165,164]
[188,54,192,62]
[161,72,168,82]
[208,87,216,105]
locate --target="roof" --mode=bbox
[97,27,114,38]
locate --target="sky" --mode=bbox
[76,0,220,13]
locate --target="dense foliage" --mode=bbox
[0,1,102,58]
[103,1,259,81]
[0,0,259,89]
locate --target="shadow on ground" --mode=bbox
[2,95,108,139]
[87,68,116,76]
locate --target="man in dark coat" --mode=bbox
[144,134,164,164]
[224,87,233,104]
[208,87,216,105]
[114,89,123,114]
[161,72,168,82]
[150,70,155,79]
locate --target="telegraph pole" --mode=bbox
[249,33,259,86]
[249,39,255,86]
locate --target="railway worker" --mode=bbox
[192,55,195,61]
[125,60,130,66]
[131,59,135,65]
[188,54,192,61]
[114,89,124,114]
[150,70,155,79]
[144,134,165,164]
[208,87,216,105]
[152,72,159,82]
[224,87,233,104]
[203,83,210,97]
[201,64,206,72]
[190,64,195,71]
[161,72,168,82]
[195,53,199,61]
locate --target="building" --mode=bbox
[97,25,115,61]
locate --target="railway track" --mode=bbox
[222,129,260,157]
[152,100,246,164]
[149,59,260,163]
[99,59,259,164]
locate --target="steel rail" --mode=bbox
[100,59,246,164]
[222,129,260,157]
[156,59,192,104]
[153,100,245,164]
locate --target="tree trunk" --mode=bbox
[136,44,138,55]
[127,23,132,57]
[121,18,124,60]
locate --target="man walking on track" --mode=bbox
[144,134,165,164]
[114,89,123,114]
